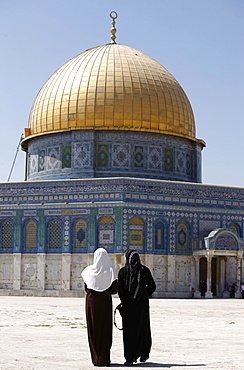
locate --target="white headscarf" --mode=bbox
[81,248,117,292]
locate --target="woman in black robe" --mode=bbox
[82,248,118,367]
[118,250,156,366]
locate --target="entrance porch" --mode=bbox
[192,228,243,298]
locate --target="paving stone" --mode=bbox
[0,296,243,369]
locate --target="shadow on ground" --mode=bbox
[111,362,206,368]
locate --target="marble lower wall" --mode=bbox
[2,253,242,298]
[0,253,243,297]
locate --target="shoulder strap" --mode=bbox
[114,304,123,330]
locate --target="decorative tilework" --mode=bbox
[37,210,44,251]
[128,216,144,251]
[175,150,186,174]
[74,219,86,248]
[2,156,244,297]
[98,208,113,215]
[148,146,162,171]
[222,215,227,228]
[26,131,202,182]
[147,216,153,251]
[215,234,237,250]
[134,146,144,168]
[154,219,166,252]
[199,220,220,235]
[47,147,60,170]
[90,209,97,250]
[98,216,115,251]
[164,147,174,172]
[177,220,189,252]
[112,144,130,168]
[15,210,23,251]
[186,154,191,176]
[2,178,244,259]
[0,211,16,216]
[196,151,201,182]
[113,207,122,249]
[170,218,175,252]
[38,149,45,172]
[0,194,244,259]
[62,144,71,168]
[229,222,241,237]
[64,217,70,252]
[123,209,128,251]
[74,142,92,167]
[96,143,109,168]
[29,154,38,175]
[193,214,198,238]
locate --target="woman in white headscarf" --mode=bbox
[81,248,118,367]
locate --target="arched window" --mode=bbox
[23,219,37,253]
[72,217,87,252]
[0,219,14,252]
[176,220,190,253]
[154,219,167,252]
[129,216,144,251]
[47,218,62,253]
[97,216,115,252]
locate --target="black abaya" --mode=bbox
[118,265,156,363]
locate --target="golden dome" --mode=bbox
[23,43,204,146]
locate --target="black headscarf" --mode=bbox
[124,250,142,300]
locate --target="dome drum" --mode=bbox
[26,130,202,182]
[22,43,205,183]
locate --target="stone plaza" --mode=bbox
[0,296,243,369]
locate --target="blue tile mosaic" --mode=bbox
[26,131,202,182]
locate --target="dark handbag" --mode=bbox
[114,303,123,330]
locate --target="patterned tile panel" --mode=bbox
[74,142,92,167]
[38,149,45,172]
[47,147,61,170]
[26,131,201,182]
[62,144,71,168]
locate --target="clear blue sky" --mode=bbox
[0,0,243,186]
